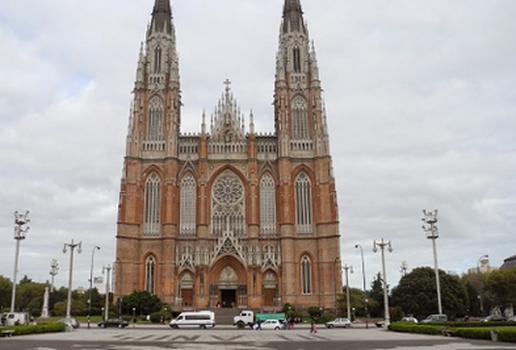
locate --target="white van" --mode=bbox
[5,312,30,326]
[169,311,215,329]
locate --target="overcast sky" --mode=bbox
[0,0,515,295]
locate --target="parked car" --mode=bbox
[420,314,448,323]
[254,319,282,330]
[481,315,506,322]
[325,317,351,328]
[401,316,418,323]
[57,317,80,329]
[98,318,129,328]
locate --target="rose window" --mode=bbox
[211,171,245,237]
[213,174,243,205]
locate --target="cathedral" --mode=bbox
[115,0,342,311]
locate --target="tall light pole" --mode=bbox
[11,211,30,312]
[422,209,442,315]
[342,264,353,320]
[477,254,489,273]
[63,239,82,319]
[354,244,369,329]
[373,238,393,327]
[400,261,408,277]
[88,246,100,328]
[103,264,112,321]
[49,259,59,293]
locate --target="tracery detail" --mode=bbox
[260,174,277,236]
[211,170,245,237]
[295,172,312,234]
[180,175,196,236]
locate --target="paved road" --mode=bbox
[2,325,513,350]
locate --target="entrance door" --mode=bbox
[181,289,193,307]
[220,289,236,308]
[264,288,275,307]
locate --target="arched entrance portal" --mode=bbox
[209,256,247,308]
[219,266,237,308]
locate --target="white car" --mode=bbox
[325,317,351,328]
[401,316,418,323]
[254,319,282,330]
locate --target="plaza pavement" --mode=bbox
[7,324,515,350]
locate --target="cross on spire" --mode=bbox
[224,78,232,92]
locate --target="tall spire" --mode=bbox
[275,0,329,158]
[150,0,173,35]
[282,0,306,34]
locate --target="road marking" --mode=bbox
[372,343,514,350]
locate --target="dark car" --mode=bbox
[98,318,129,328]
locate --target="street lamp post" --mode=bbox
[102,264,112,321]
[342,264,353,320]
[400,261,408,277]
[477,254,489,273]
[422,209,442,315]
[88,246,100,329]
[11,211,30,312]
[354,244,369,329]
[373,238,393,327]
[63,239,82,319]
[49,259,59,293]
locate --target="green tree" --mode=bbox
[391,267,468,320]
[17,281,46,315]
[49,287,68,316]
[122,290,163,316]
[461,270,490,317]
[53,299,86,317]
[0,275,12,311]
[18,275,33,285]
[337,287,369,317]
[484,268,516,316]
[369,272,386,318]
[82,288,104,317]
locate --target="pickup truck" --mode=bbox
[233,310,285,329]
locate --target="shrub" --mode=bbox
[1,323,65,336]
[388,322,516,343]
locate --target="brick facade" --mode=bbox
[115,0,342,311]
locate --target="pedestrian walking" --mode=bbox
[310,318,317,333]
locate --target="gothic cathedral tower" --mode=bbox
[115,0,342,311]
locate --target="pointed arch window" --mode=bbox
[180,174,196,236]
[145,256,156,294]
[295,172,312,234]
[293,46,301,73]
[292,97,308,140]
[147,98,163,141]
[154,46,162,73]
[211,170,245,237]
[144,173,161,236]
[301,255,312,294]
[260,174,276,236]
